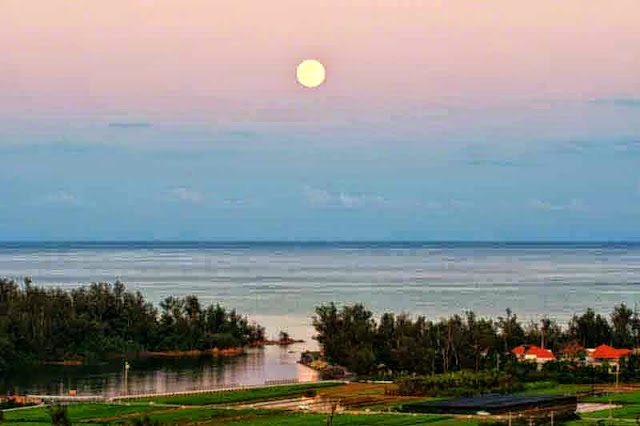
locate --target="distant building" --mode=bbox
[585,344,632,371]
[560,341,586,362]
[512,345,556,368]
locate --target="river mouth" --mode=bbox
[0,344,319,397]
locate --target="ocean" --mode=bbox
[2,241,639,395]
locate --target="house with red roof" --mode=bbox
[586,344,632,371]
[560,341,587,362]
[512,345,556,369]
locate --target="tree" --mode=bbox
[278,331,290,343]
[611,303,634,348]
[1,279,265,370]
[313,303,376,374]
[497,309,525,352]
[48,404,71,426]
[569,308,612,348]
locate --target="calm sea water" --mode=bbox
[2,241,639,395]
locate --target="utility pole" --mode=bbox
[123,361,130,396]
[609,395,614,422]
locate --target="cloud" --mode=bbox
[419,199,474,211]
[164,188,252,207]
[614,141,640,152]
[528,198,587,212]
[167,187,205,204]
[41,191,82,206]
[459,144,534,168]
[302,186,388,209]
[466,159,527,167]
[588,97,640,108]
[108,122,153,128]
[220,130,259,140]
[302,187,474,212]
[553,140,596,155]
[221,198,249,207]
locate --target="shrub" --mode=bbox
[395,370,522,397]
[48,404,71,426]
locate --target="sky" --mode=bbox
[1,0,639,241]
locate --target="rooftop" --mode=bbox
[590,344,632,359]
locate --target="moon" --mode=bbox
[296,59,326,88]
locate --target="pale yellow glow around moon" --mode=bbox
[296,59,326,88]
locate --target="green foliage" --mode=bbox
[0,278,265,369]
[314,303,505,376]
[0,399,36,410]
[125,415,164,426]
[568,308,612,348]
[396,371,522,397]
[0,403,471,425]
[3,403,162,423]
[313,303,377,375]
[313,302,640,379]
[481,411,579,426]
[47,404,71,426]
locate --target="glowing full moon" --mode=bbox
[296,59,326,88]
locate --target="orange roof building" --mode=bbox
[586,344,633,371]
[512,345,556,366]
[527,345,556,360]
[561,341,586,359]
[590,344,632,359]
[512,345,527,356]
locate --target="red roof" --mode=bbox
[512,345,555,359]
[512,346,526,355]
[526,345,556,360]
[591,344,632,359]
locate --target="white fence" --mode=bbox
[25,379,342,404]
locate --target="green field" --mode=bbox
[1,403,164,425]
[8,382,640,425]
[581,402,640,420]
[578,388,640,420]
[0,404,472,425]
[135,382,342,406]
[521,382,593,396]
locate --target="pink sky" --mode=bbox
[2,0,639,118]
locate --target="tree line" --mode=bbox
[313,302,640,376]
[0,278,265,372]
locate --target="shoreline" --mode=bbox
[39,342,306,366]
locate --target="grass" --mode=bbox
[578,388,640,420]
[584,389,640,404]
[183,411,465,425]
[2,403,161,423]
[581,403,640,420]
[520,382,593,396]
[0,404,474,425]
[11,381,639,425]
[135,382,342,406]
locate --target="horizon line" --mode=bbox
[1,240,640,245]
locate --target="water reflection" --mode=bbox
[1,345,318,397]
